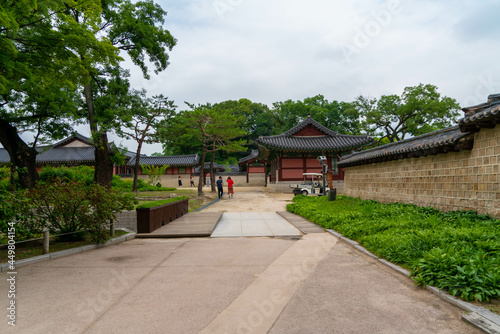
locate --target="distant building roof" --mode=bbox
[339,126,474,168]
[256,115,374,153]
[0,133,131,166]
[127,154,199,167]
[36,146,96,164]
[239,150,259,164]
[52,133,93,148]
[194,162,225,173]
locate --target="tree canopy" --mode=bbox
[0,0,176,188]
[353,84,461,144]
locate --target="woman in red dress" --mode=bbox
[227,177,234,199]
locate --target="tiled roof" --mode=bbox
[52,133,93,147]
[239,150,259,164]
[338,126,473,167]
[458,94,500,132]
[194,162,224,172]
[0,146,96,164]
[127,154,199,167]
[256,115,374,152]
[36,147,96,164]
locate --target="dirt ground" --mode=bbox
[202,187,294,212]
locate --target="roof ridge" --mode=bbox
[343,126,461,158]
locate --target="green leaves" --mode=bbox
[353,83,461,144]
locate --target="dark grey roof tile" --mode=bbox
[127,154,199,167]
[339,126,473,167]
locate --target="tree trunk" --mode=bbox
[93,133,114,188]
[84,84,113,188]
[132,142,143,192]
[210,147,216,193]
[197,144,207,197]
[0,119,39,189]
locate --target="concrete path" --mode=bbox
[211,212,302,238]
[276,211,325,234]
[0,234,480,334]
[136,212,222,238]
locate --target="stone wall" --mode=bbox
[344,126,500,218]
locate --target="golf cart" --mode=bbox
[290,173,330,196]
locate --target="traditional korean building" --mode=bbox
[0,133,135,173]
[250,115,374,183]
[238,150,267,184]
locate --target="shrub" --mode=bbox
[39,165,94,185]
[13,180,136,243]
[0,190,43,243]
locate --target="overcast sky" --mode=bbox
[35,0,500,154]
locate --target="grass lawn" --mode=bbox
[0,230,128,263]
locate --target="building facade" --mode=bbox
[252,115,374,183]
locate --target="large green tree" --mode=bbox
[73,0,176,187]
[158,104,247,196]
[353,84,461,144]
[0,0,176,189]
[0,0,116,188]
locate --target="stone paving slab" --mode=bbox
[211,212,302,238]
[276,211,325,234]
[136,212,222,238]
[268,241,481,334]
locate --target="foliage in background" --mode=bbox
[39,166,95,185]
[141,164,169,186]
[352,84,461,144]
[38,166,174,192]
[287,195,500,303]
[136,196,188,209]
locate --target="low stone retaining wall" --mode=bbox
[136,198,188,233]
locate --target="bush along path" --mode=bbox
[287,195,500,304]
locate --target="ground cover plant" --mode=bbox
[136,196,188,209]
[287,195,500,303]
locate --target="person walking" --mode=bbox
[190,175,195,187]
[227,177,234,199]
[178,175,182,187]
[216,176,224,199]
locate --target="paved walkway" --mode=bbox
[276,211,325,234]
[0,234,479,333]
[211,212,302,238]
[136,212,222,238]
[0,189,482,333]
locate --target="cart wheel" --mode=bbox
[301,190,308,196]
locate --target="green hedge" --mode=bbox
[38,166,176,192]
[287,195,500,303]
[136,196,188,209]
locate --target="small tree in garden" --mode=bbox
[141,164,168,187]
[118,94,176,192]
